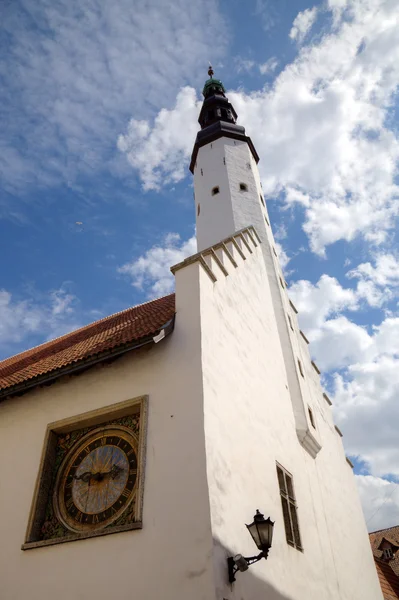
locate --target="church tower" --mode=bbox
[191,66,322,460]
[0,68,383,600]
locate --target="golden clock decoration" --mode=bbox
[54,425,138,533]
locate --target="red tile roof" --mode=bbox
[370,526,399,577]
[0,293,175,398]
[374,559,399,599]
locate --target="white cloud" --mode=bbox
[356,475,399,531]
[235,58,256,74]
[334,351,399,478]
[1,0,227,194]
[348,253,399,287]
[118,233,197,297]
[289,274,358,332]
[121,0,399,254]
[289,269,399,480]
[0,287,81,356]
[289,7,318,44]
[259,58,278,75]
[117,88,201,191]
[275,242,291,273]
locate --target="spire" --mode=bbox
[198,66,236,129]
[202,64,226,99]
[189,66,259,173]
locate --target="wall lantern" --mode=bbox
[227,510,274,584]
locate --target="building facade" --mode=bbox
[0,69,382,600]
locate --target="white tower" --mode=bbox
[191,66,321,458]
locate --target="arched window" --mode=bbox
[212,186,220,196]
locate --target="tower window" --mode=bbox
[197,203,200,216]
[298,359,304,378]
[279,276,285,289]
[201,168,203,176]
[239,183,248,191]
[288,314,294,331]
[223,157,226,165]
[308,407,316,429]
[273,246,278,257]
[265,215,270,226]
[212,186,220,196]
[260,194,265,206]
[276,464,302,551]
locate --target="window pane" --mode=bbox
[281,497,294,544]
[289,502,302,549]
[277,466,286,493]
[286,474,295,501]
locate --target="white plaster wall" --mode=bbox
[197,238,382,599]
[195,137,319,456]
[0,270,217,600]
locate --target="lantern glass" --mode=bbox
[246,510,274,552]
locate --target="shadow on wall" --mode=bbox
[215,539,293,600]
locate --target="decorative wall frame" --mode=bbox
[22,395,148,550]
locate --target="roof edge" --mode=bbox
[0,317,175,401]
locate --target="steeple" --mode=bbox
[189,66,259,172]
[198,65,237,130]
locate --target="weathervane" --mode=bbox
[208,63,214,78]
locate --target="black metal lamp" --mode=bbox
[227,510,274,584]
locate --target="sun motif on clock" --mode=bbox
[54,426,138,533]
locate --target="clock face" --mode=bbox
[54,426,138,532]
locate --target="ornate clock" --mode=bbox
[54,426,138,532]
[23,396,147,550]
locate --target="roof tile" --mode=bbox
[0,293,175,395]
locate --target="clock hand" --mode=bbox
[73,471,93,483]
[73,464,124,484]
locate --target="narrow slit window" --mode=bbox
[239,182,248,191]
[197,203,200,216]
[279,277,285,289]
[265,215,270,226]
[260,194,265,206]
[288,314,294,331]
[308,407,316,429]
[201,168,203,176]
[298,359,304,378]
[212,186,220,196]
[223,157,226,165]
[273,247,278,257]
[276,464,302,551]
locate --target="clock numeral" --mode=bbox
[84,446,91,455]
[92,514,100,524]
[111,506,117,515]
[127,448,135,457]
[101,437,107,446]
[75,511,84,523]
[66,497,75,510]
[129,468,137,476]
[121,488,130,498]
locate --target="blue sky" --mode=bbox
[1,0,399,530]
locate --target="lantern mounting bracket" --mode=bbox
[227,551,268,583]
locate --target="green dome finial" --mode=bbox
[202,64,226,98]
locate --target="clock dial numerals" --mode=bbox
[56,427,139,532]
